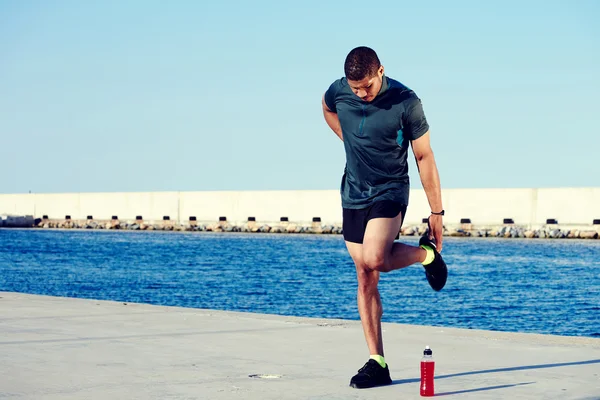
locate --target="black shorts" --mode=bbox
[342,201,407,244]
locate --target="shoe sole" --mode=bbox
[350,379,392,389]
[420,236,447,291]
[425,266,447,291]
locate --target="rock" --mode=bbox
[449,229,468,237]
[509,228,522,238]
[311,222,322,233]
[580,231,598,239]
[207,223,224,232]
[286,224,298,233]
[259,225,272,233]
[129,223,140,230]
[548,229,561,239]
[524,230,535,238]
[401,226,416,236]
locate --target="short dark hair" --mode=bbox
[344,46,381,81]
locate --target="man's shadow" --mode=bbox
[389,359,600,395]
[435,382,534,396]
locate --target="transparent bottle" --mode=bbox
[420,345,435,397]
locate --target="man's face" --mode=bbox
[347,65,384,102]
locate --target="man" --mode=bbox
[322,46,448,389]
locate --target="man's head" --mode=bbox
[344,46,384,102]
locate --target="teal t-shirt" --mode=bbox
[324,76,430,209]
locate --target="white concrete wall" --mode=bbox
[0,188,598,227]
[33,194,81,221]
[534,188,600,225]
[1,192,181,222]
[439,188,535,226]
[0,194,36,216]
[179,190,342,225]
[77,192,180,221]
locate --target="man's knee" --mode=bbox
[363,250,387,272]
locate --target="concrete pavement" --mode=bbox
[0,292,598,399]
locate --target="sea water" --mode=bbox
[1,229,598,337]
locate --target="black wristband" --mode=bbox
[431,210,445,216]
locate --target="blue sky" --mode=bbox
[1,0,599,194]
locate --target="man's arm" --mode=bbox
[411,131,444,251]
[322,95,343,141]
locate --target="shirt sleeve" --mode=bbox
[402,95,430,140]
[324,79,342,113]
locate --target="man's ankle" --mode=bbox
[420,246,435,265]
[369,354,386,368]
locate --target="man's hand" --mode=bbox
[428,214,444,252]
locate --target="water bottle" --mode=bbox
[420,345,435,397]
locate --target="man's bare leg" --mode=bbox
[346,241,384,356]
[346,212,428,357]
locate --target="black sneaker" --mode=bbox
[349,359,392,389]
[419,235,448,291]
